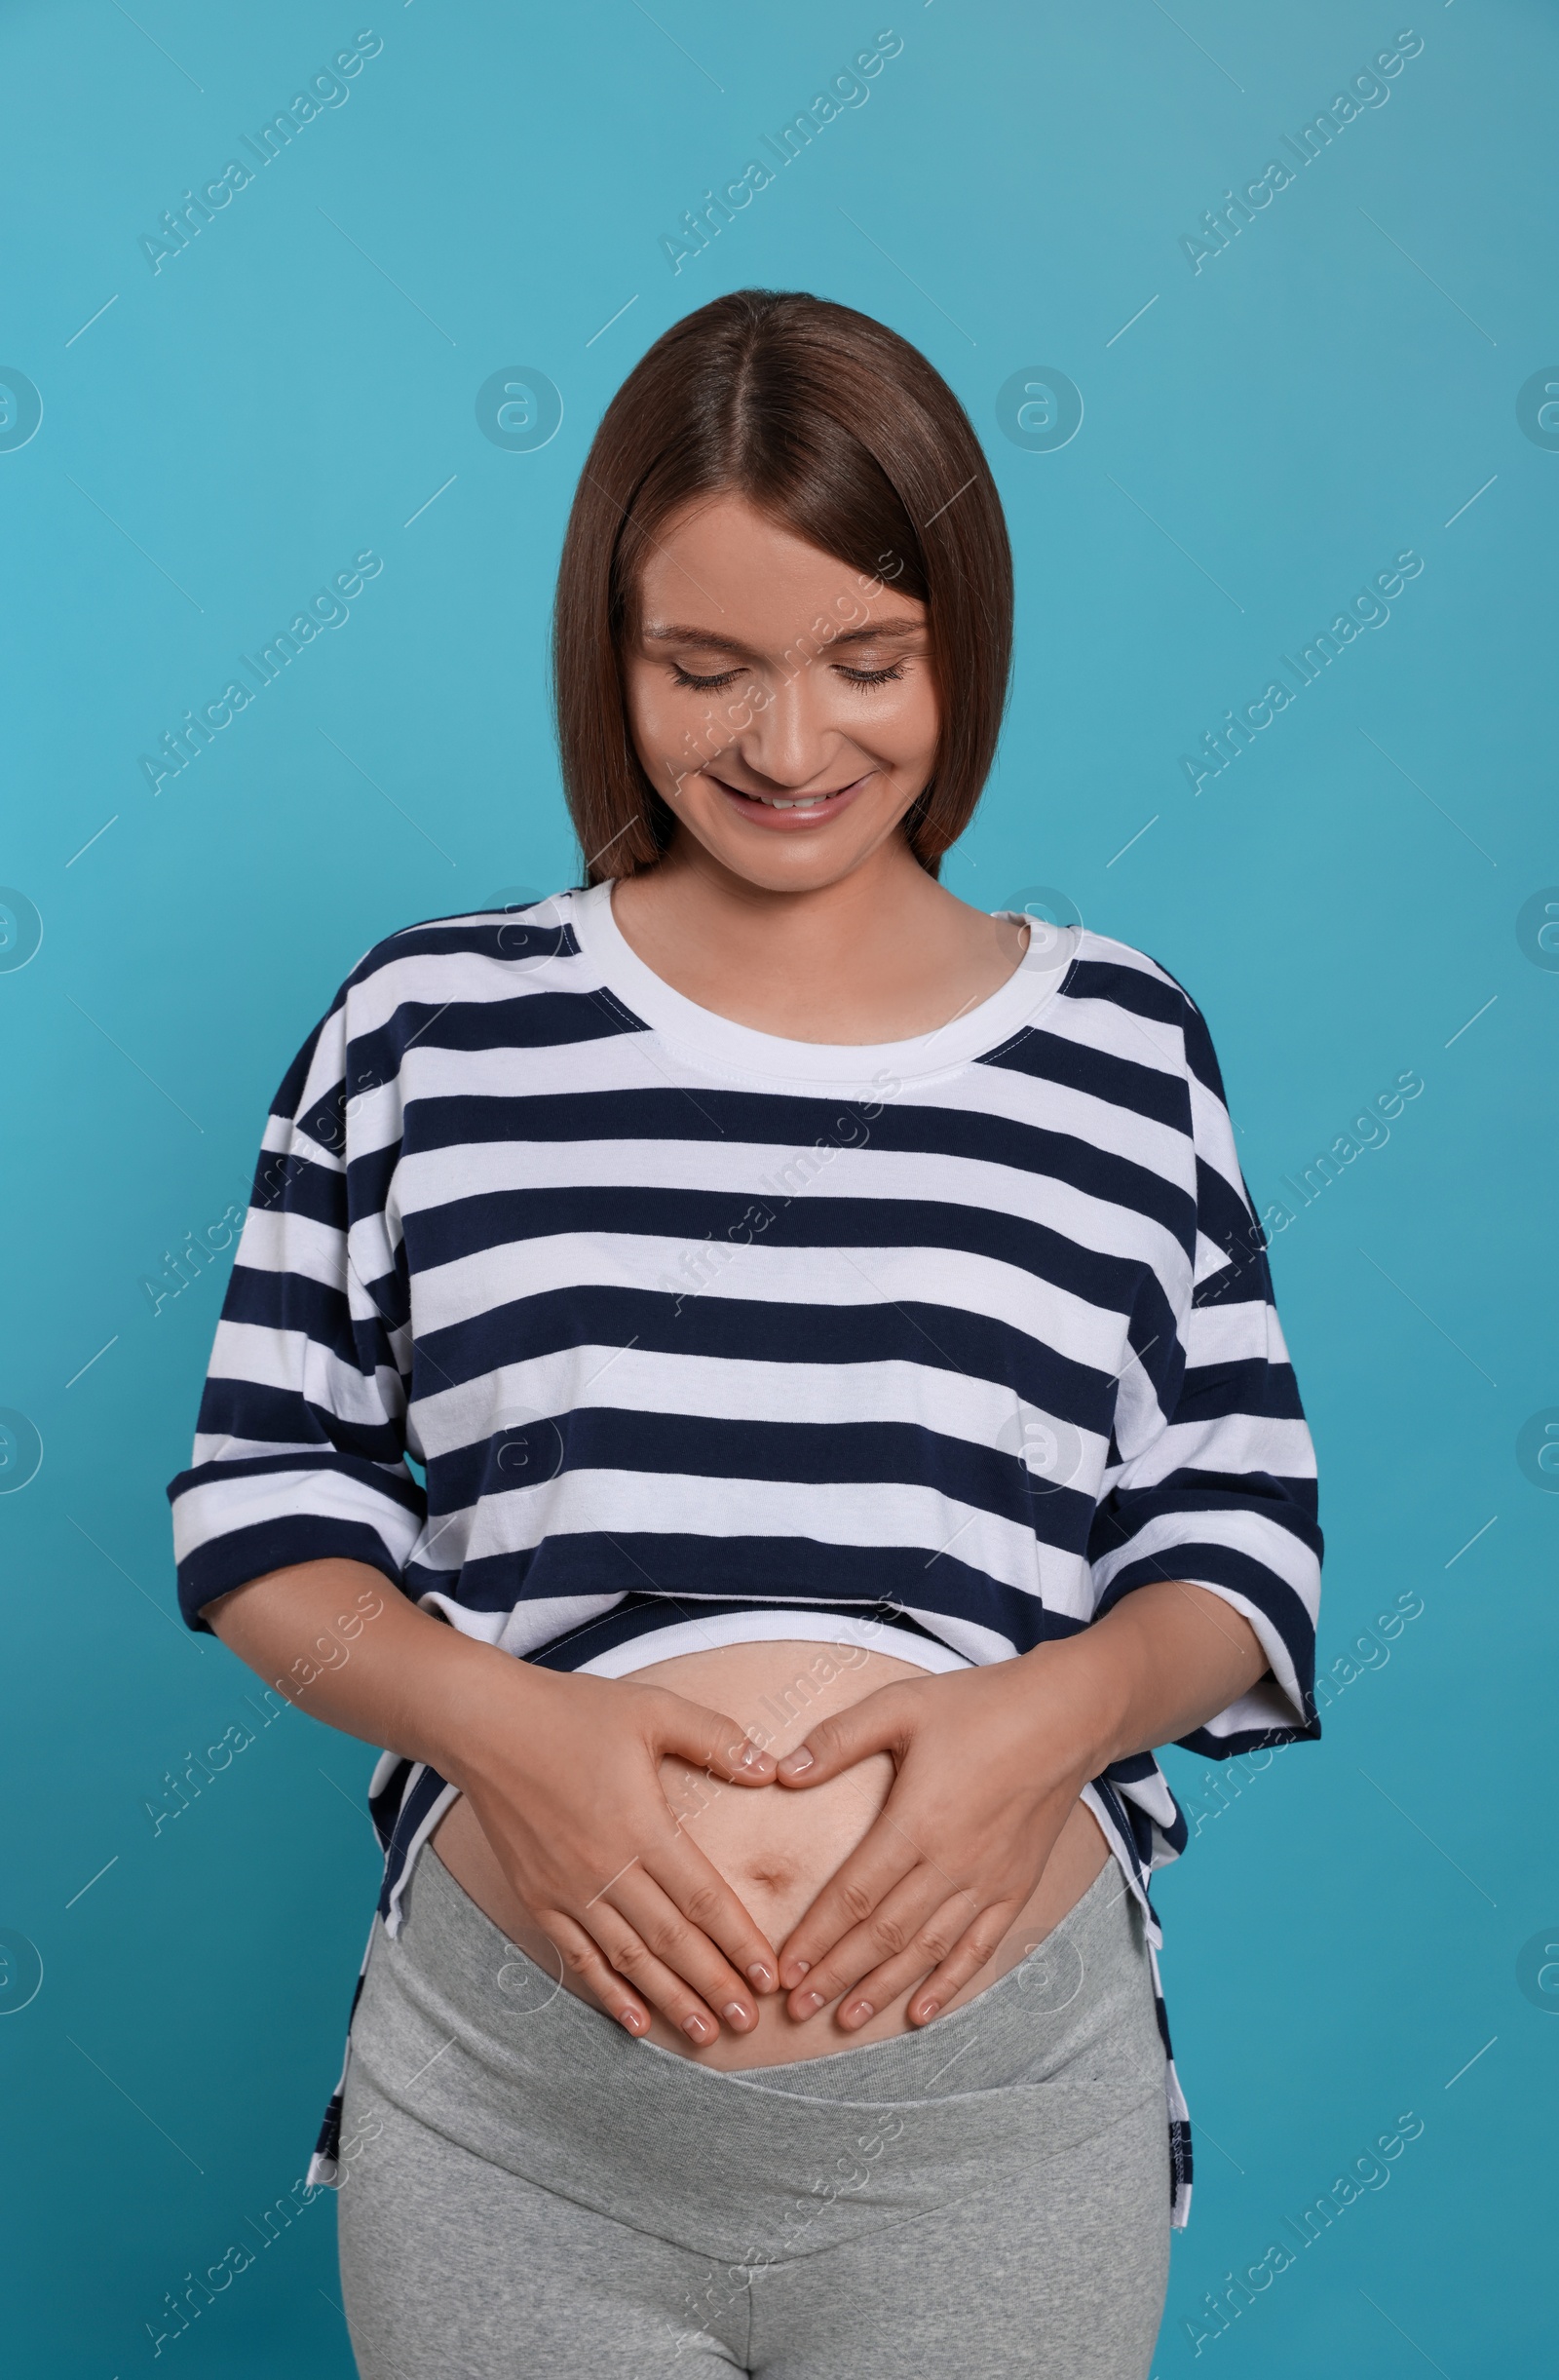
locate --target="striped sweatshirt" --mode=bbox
[168,883,1323,2227]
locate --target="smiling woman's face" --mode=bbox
[621,491,941,893]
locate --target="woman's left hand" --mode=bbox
[772,1646,1108,2029]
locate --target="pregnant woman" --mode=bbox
[169,289,1322,2378]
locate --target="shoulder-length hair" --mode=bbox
[552,288,1012,883]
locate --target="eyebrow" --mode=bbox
[641,617,924,655]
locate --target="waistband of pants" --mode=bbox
[345,1842,1166,2263]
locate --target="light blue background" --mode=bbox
[2,2,1554,2370]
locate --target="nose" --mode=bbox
[720,667,843,792]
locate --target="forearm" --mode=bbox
[768,1578,1274,2017]
[1046,1580,1270,1775]
[205,1561,787,2042]
[201,1557,521,1785]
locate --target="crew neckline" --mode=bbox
[566,879,1080,1091]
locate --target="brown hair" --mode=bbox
[552,288,1012,883]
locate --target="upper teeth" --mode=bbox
[753,791,831,809]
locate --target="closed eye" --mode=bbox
[669,664,744,691]
[667,662,907,692]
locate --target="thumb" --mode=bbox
[651,1692,778,1786]
[775,1687,909,1786]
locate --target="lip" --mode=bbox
[705,769,873,830]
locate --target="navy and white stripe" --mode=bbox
[169,882,1323,2228]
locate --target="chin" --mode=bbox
[680,791,909,892]
[709,838,883,895]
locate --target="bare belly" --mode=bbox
[432,1637,1111,2069]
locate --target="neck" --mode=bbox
[649,825,935,955]
[605,831,1028,1045]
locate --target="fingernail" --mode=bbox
[795,1990,824,2017]
[746,1963,774,1990]
[844,1999,873,2026]
[780,1747,814,1775]
[915,1999,939,2023]
[722,2001,750,2029]
[619,2010,643,2034]
[737,1742,766,1768]
[788,1959,812,1980]
[682,2013,714,2043]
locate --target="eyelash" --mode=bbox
[668,663,906,692]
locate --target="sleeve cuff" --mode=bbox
[1094,1542,1320,1755]
[174,1516,410,1631]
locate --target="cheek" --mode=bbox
[624,671,697,781]
[626,664,745,766]
[838,672,940,771]
[623,662,677,757]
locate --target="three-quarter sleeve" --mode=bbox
[1086,997,1323,1753]
[167,988,427,1629]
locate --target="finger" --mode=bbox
[611,1860,773,2024]
[535,1907,653,2037]
[639,1826,782,1996]
[904,1902,1020,2025]
[837,1894,1017,2031]
[650,1692,778,1786]
[774,1688,912,1788]
[781,1863,953,2018]
[776,1811,923,1988]
[587,1883,758,2045]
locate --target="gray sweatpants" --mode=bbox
[336,1845,1169,2377]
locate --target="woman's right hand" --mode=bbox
[202,1558,782,2048]
[448,1659,782,2044]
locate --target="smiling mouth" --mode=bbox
[708,771,870,813]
